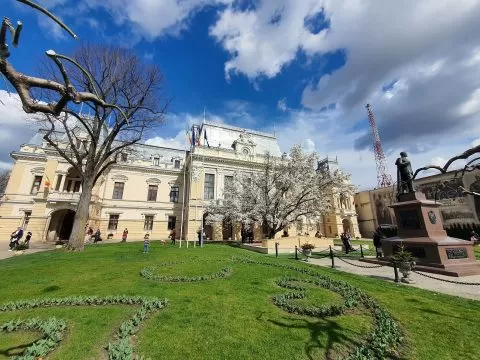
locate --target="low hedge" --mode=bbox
[140,261,232,282]
[0,295,168,360]
[232,257,403,360]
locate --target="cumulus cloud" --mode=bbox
[0,91,38,168]
[42,0,233,40]
[209,0,480,189]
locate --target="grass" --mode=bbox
[0,242,479,359]
[474,245,480,260]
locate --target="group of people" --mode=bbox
[340,232,354,254]
[8,227,32,251]
[241,227,255,243]
[86,226,102,243]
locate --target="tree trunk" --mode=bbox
[67,179,94,251]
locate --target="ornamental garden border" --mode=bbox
[140,260,233,282]
[0,295,168,360]
[232,257,404,360]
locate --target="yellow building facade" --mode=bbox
[0,121,360,245]
[354,169,480,238]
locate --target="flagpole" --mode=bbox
[200,109,206,247]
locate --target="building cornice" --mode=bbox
[10,152,47,162]
[191,154,266,169]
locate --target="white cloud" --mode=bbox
[277,98,287,112]
[472,138,480,148]
[43,0,233,40]
[0,91,38,167]
[211,0,480,158]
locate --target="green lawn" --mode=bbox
[0,242,479,359]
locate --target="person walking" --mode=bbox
[94,229,101,244]
[373,230,382,258]
[143,234,150,253]
[170,229,176,245]
[8,227,22,251]
[122,228,128,242]
[24,231,32,249]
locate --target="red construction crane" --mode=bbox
[366,103,393,188]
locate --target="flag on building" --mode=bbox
[204,129,210,148]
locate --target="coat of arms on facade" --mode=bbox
[428,210,437,224]
[232,130,256,156]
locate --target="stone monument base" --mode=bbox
[378,191,480,277]
[381,237,480,277]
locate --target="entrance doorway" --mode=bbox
[222,218,233,240]
[202,213,213,240]
[47,209,76,242]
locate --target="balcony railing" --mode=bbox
[47,191,81,203]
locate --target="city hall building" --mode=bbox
[0,121,360,244]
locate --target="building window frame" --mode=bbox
[153,157,160,166]
[144,215,154,231]
[22,211,31,228]
[167,215,176,230]
[174,159,181,169]
[170,186,179,203]
[108,214,119,230]
[204,173,215,200]
[30,175,43,194]
[112,182,125,200]
[55,175,63,191]
[147,184,158,202]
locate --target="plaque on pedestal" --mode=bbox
[380,191,480,277]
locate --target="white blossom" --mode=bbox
[206,146,355,238]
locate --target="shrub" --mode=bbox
[300,243,315,251]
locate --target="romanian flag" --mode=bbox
[44,175,51,187]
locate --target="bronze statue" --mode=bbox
[396,151,414,196]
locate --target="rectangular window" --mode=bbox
[224,175,233,199]
[144,215,154,231]
[153,157,160,166]
[30,175,43,194]
[147,185,158,201]
[204,174,215,200]
[108,214,119,230]
[73,181,81,193]
[112,182,124,200]
[55,175,63,191]
[167,216,176,230]
[22,211,31,228]
[121,153,128,162]
[174,160,180,168]
[170,186,179,203]
[64,179,72,192]
[75,139,82,149]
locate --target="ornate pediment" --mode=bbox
[111,174,129,182]
[30,167,45,175]
[232,131,257,157]
[146,177,162,184]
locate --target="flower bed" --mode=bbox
[0,295,168,360]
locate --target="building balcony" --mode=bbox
[47,191,81,203]
[340,208,357,217]
[46,191,101,204]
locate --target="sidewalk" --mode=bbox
[307,256,480,301]
[0,242,56,260]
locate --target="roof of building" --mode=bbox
[198,121,281,156]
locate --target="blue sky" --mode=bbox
[1,0,480,189]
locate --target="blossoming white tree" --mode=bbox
[206,146,355,239]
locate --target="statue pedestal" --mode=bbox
[381,192,480,277]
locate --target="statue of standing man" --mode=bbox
[396,152,415,196]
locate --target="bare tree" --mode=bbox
[413,144,480,198]
[0,169,10,194]
[1,2,168,250]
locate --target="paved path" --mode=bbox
[307,256,480,300]
[0,242,56,260]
